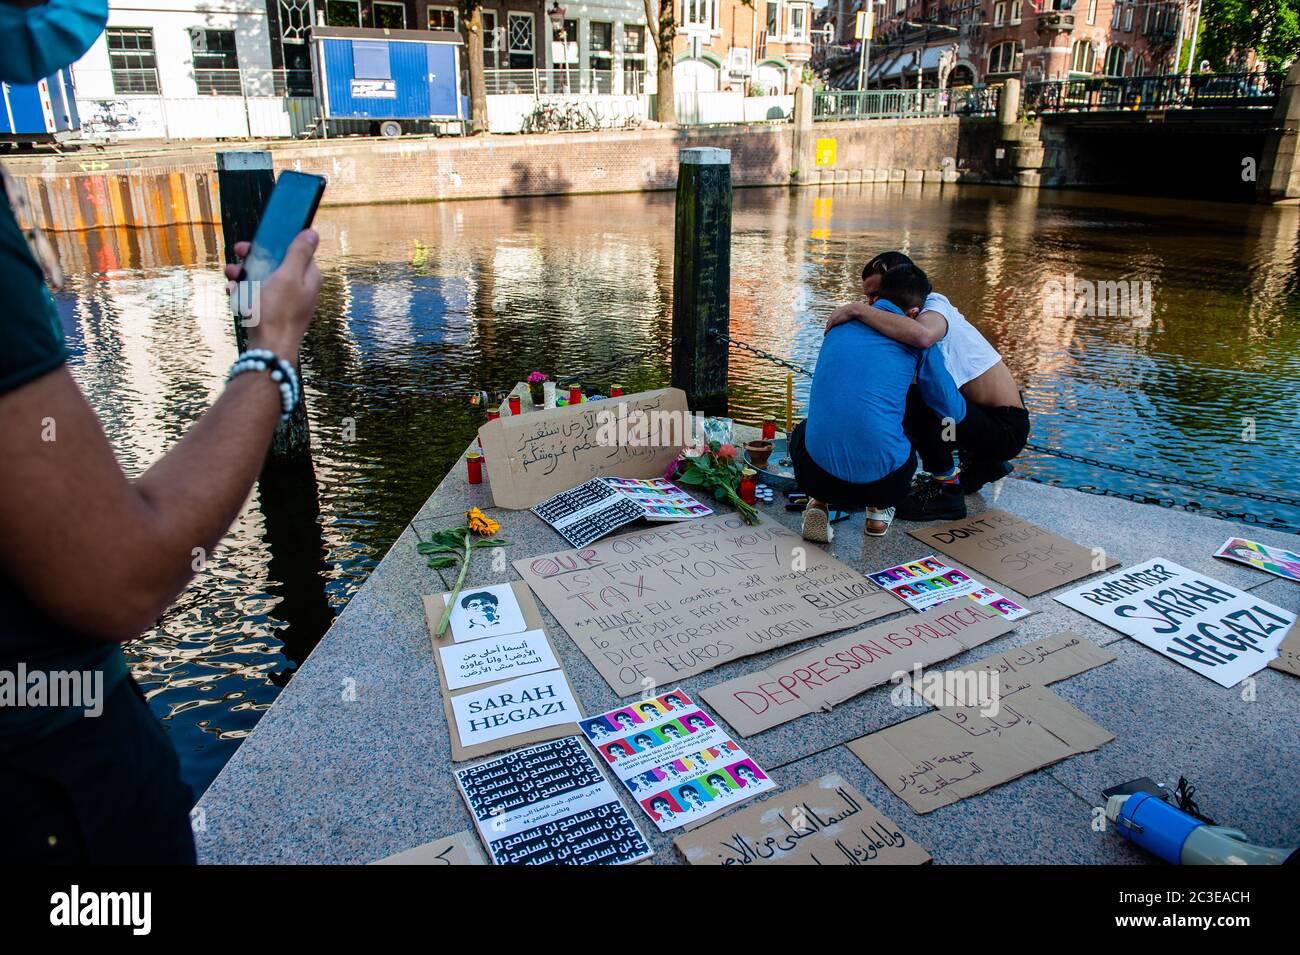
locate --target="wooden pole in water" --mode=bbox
[671,147,731,417]
[215,150,312,461]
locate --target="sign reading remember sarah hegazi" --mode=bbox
[1054,559,1294,687]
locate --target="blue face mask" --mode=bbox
[0,0,109,86]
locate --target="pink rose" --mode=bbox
[717,444,737,460]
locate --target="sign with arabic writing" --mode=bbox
[454,736,653,865]
[847,685,1112,814]
[478,387,689,510]
[673,773,930,866]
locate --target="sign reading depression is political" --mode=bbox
[1055,558,1295,687]
[514,514,901,696]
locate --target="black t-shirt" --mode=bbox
[0,189,126,749]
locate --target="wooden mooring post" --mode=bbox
[215,150,312,461]
[671,147,732,416]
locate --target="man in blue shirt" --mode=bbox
[790,265,965,541]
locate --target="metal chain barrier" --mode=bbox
[719,332,1299,531]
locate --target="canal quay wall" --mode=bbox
[5,116,1002,233]
[192,428,1300,864]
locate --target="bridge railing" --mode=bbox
[1024,72,1283,114]
[813,85,1000,121]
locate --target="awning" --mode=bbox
[868,45,946,81]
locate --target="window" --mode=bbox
[766,1,779,37]
[1110,2,1122,28]
[1086,0,1096,24]
[590,21,613,90]
[193,28,239,95]
[988,41,1019,75]
[353,40,392,78]
[1103,44,1127,76]
[325,0,361,27]
[1122,2,1133,31]
[683,0,715,30]
[1070,39,1095,74]
[107,27,158,94]
[1010,0,1022,24]
[427,5,456,31]
[373,1,405,28]
[1133,55,1145,76]
[622,24,646,93]
[507,12,534,69]
[994,2,1005,26]
[790,3,808,40]
[482,10,501,68]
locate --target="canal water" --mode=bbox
[51,183,1300,799]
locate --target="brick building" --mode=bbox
[671,0,816,94]
[822,0,1202,88]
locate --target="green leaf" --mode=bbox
[713,486,729,501]
[426,555,458,569]
[429,528,468,550]
[677,464,706,486]
[472,538,510,549]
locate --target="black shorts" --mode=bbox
[0,678,196,864]
[789,420,917,510]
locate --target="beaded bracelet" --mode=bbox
[226,349,300,422]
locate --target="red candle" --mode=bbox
[486,410,500,423]
[466,451,484,485]
[569,385,583,404]
[610,384,624,397]
[761,420,777,440]
[508,395,522,415]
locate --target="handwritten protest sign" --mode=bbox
[673,773,930,866]
[1055,559,1295,687]
[908,509,1118,597]
[478,387,689,509]
[1268,621,1300,678]
[700,601,1017,736]
[369,831,487,866]
[514,513,901,696]
[455,737,653,865]
[848,685,1113,813]
[939,631,1115,698]
[424,581,583,760]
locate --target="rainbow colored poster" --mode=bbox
[868,555,1032,620]
[1214,538,1300,583]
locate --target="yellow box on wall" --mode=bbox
[815,138,837,167]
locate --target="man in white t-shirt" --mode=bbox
[824,251,1031,522]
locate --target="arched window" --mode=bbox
[1103,44,1128,77]
[1133,55,1145,77]
[988,41,1020,76]
[1070,40,1095,75]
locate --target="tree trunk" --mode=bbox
[466,6,488,135]
[655,3,676,124]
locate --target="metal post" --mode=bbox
[215,150,312,460]
[671,148,731,416]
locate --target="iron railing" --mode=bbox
[1024,72,1283,113]
[813,85,1001,121]
[482,68,644,96]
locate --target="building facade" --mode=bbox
[671,0,816,95]
[821,0,1203,88]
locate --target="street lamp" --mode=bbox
[548,1,571,93]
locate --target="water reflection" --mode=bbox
[52,183,1300,797]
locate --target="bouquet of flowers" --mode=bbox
[669,440,759,525]
[527,371,549,406]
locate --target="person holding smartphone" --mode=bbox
[0,0,325,866]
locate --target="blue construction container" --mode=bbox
[1,68,81,143]
[310,26,465,137]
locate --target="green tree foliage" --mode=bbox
[1200,0,1300,71]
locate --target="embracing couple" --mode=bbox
[790,251,1030,543]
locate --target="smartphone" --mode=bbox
[238,171,326,283]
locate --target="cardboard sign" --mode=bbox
[700,601,1017,737]
[478,387,690,509]
[369,831,487,866]
[514,513,901,696]
[455,737,653,865]
[1055,559,1295,688]
[580,689,775,832]
[438,629,559,690]
[424,581,583,760]
[674,773,930,866]
[909,509,1119,597]
[1269,621,1300,678]
[847,684,1113,813]
[940,630,1115,698]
